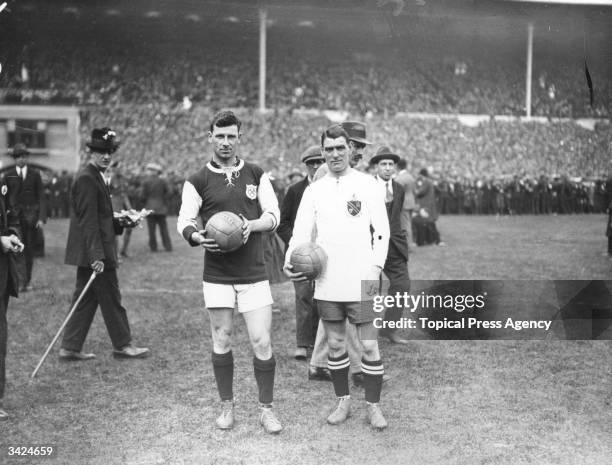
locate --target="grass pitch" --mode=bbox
[1,215,611,464]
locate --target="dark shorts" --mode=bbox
[316,300,377,326]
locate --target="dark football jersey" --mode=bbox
[185,160,268,284]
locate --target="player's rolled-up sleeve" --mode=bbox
[257,173,280,231]
[177,180,203,246]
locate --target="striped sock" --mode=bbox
[212,351,234,401]
[328,352,350,397]
[253,355,276,405]
[362,358,384,403]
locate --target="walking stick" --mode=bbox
[30,271,98,379]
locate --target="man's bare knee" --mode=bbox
[212,326,232,350]
[251,333,271,353]
[361,339,379,359]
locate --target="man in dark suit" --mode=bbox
[415,168,445,246]
[278,145,324,360]
[4,143,46,292]
[0,180,24,420]
[60,127,149,361]
[395,158,417,251]
[141,162,172,252]
[371,146,410,345]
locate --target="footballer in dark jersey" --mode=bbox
[177,111,282,434]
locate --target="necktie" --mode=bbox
[385,181,393,203]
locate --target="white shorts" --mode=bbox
[202,280,274,313]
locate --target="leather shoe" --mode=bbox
[59,348,96,361]
[260,406,283,434]
[308,366,332,381]
[113,344,149,359]
[366,403,388,430]
[327,396,351,425]
[294,347,308,360]
[382,330,409,345]
[215,400,234,430]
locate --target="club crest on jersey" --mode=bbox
[347,195,361,217]
[245,184,257,200]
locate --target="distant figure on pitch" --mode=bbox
[60,127,149,361]
[395,158,417,251]
[107,162,133,259]
[414,168,445,247]
[4,143,46,292]
[141,163,173,252]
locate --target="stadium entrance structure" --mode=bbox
[0,106,80,173]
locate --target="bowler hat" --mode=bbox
[301,145,324,164]
[370,146,400,165]
[341,121,372,145]
[86,127,120,153]
[10,143,30,158]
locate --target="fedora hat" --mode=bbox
[86,127,120,153]
[370,146,400,165]
[10,143,30,158]
[301,145,324,164]
[341,121,372,145]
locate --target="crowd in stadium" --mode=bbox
[3,44,609,119]
[1,20,610,119]
[2,8,610,217]
[42,158,609,221]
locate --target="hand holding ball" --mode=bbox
[205,211,245,253]
[289,243,327,280]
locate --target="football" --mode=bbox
[290,242,327,279]
[205,211,245,252]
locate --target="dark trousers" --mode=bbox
[381,254,410,327]
[608,236,612,255]
[0,293,8,399]
[61,267,132,352]
[147,214,172,252]
[294,280,318,347]
[17,220,37,286]
[116,228,132,256]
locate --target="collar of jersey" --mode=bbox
[207,158,244,174]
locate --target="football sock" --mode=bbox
[253,355,276,405]
[328,352,350,397]
[212,351,234,401]
[362,358,384,403]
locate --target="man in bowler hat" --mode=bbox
[3,143,46,292]
[60,127,149,361]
